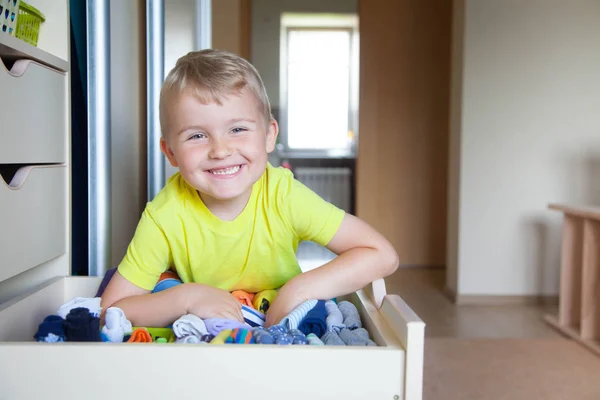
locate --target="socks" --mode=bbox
[232,290,255,308]
[95,267,117,297]
[321,331,345,346]
[173,314,208,341]
[210,329,232,344]
[298,300,327,337]
[204,318,248,336]
[252,327,275,344]
[152,270,183,293]
[101,307,133,343]
[57,297,102,319]
[252,289,278,314]
[242,305,266,328]
[339,328,377,346]
[63,307,101,342]
[278,299,317,330]
[128,328,153,342]
[325,300,345,333]
[225,328,255,344]
[306,333,324,345]
[338,301,362,330]
[288,329,308,345]
[34,315,66,342]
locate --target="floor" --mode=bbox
[384,267,561,339]
[297,243,600,399]
[383,267,600,400]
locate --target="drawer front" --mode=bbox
[0,165,66,282]
[0,60,66,163]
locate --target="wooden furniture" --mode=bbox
[545,203,600,356]
[0,2,426,398]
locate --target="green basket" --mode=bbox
[15,1,44,46]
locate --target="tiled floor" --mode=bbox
[384,267,562,339]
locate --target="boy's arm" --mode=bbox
[265,213,398,326]
[100,271,189,327]
[101,272,244,326]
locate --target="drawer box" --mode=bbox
[0,165,66,282]
[0,277,425,400]
[0,59,66,164]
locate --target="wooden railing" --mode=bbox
[545,203,600,356]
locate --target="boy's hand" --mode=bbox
[184,283,244,322]
[264,282,307,327]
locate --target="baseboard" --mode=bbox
[443,287,558,306]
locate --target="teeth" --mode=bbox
[210,165,240,175]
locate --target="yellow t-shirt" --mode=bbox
[117,163,346,292]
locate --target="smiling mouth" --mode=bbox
[208,165,242,176]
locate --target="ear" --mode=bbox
[160,137,179,167]
[265,118,279,153]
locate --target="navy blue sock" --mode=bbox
[34,315,66,342]
[298,300,327,337]
[63,307,101,341]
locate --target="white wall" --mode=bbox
[164,0,196,180]
[251,0,357,110]
[448,0,600,296]
[110,1,146,266]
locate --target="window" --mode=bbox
[280,14,359,155]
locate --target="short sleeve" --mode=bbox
[280,176,346,246]
[117,204,172,290]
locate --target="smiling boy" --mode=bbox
[100,49,398,327]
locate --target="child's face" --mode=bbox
[160,88,278,205]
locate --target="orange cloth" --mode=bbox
[128,328,152,343]
[232,290,255,308]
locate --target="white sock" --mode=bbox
[175,335,206,344]
[173,314,208,340]
[101,307,133,343]
[57,297,102,319]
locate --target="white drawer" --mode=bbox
[0,59,66,163]
[0,277,425,400]
[0,165,66,282]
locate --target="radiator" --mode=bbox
[294,167,352,212]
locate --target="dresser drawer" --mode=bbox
[0,165,66,282]
[0,59,66,164]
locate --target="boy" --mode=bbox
[101,49,398,327]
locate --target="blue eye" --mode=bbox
[189,133,206,140]
[232,127,247,134]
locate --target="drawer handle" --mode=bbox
[0,163,64,190]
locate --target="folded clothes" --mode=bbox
[173,314,208,340]
[210,329,232,344]
[338,301,362,330]
[232,290,255,308]
[204,318,248,336]
[321,331,345,346]
[101,307,133,343]
[298,300,327,337]
[242,305,265,328]
[306,333,324,345]
[339,328,376,346]
[279,300,317,330]
[34,315,65,342]
[252,327,275,344]
[152,270,183,293]
[64,307,101,342]
[57,297,102,319]
[128,328,153,343]
[325,300,345,333]
[225,328,255,344]
[252,289,278,314]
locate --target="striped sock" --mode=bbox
[278,300,318,330]
[242,305,265,328]
[225,328,255,344]
[306,333,325,345]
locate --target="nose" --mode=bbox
[208,137,233,159]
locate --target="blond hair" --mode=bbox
[159,49,272,136]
